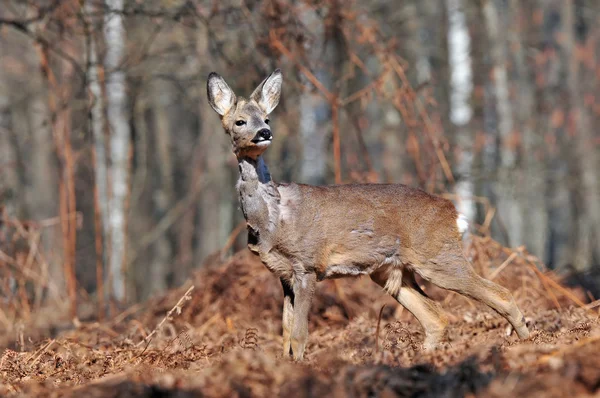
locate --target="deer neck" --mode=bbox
[237,156,273,186]
[237,156,280,251]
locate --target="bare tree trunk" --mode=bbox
[562,0,600,270]
[298,7,332,185]
[482,0,521,246]
[401,0,445,186]
[467,1,492,230]
[27,71,64,302]
[424,0,451,138]
[0,95,10,195]
[195,24,235,264]
[541,3,575,269]
[374,0,430,184]
[0,52,16,212]
[482,0,514,167]
[1,95,22,301]
[510,0,548,260]
[104,0,130,302]
[148,81,174,293]
[84,0,109,311]
[299,92,328,184]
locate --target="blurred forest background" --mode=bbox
[0,0,599,321]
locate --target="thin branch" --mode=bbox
[136,285,195,348]
[0,1,60,28]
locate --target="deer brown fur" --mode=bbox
[207,69,530,361]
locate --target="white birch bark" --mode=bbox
[447,0,475,226]
[104,0,130,301]
[446,0,473,127]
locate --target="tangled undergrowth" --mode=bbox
[1,236,600,397]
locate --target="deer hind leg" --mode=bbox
[371,267,448,350]
[280,278,294,357]
[416,246,530,340]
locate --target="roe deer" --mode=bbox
[207,69,530,360]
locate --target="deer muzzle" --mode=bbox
[252,128,273,145]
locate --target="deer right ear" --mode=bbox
[207,72,236,116]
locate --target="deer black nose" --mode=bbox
[253,128,272,143]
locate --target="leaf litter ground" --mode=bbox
[1,237,600,397]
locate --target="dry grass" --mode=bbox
[1,236,600,397]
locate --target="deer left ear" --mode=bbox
[251,69,282,114]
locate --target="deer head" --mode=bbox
[207,69,282,159]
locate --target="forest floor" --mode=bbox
[1,236,600,397]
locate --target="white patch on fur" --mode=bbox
[384,268,403,297]
[278,185,300,223]
[381,256,399,266]
[456,213,469,235]
[323,265,368,279]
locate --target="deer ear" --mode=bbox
[250,69,282,114]
[207,72,236,116]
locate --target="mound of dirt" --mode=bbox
[1,237,599,397]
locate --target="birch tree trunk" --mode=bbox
[446,0,476,225]
[104,0,130,302]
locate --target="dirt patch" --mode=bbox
[1,238,600,397]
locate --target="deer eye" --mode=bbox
[265,118,270,125]
[235,120,246,126]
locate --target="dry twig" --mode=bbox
[136,285,195,348]
[490,252,518,281]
